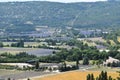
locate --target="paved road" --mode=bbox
[0,71,53,80]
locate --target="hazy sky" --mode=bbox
[0,0,107,3]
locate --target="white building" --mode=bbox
[0,63,33,69]
[103,56,120,66]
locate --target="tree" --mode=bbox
[0,42,3,47]
[96,60,103,68]
[83,56,89,65]
[35,61,39,69]
[49,67,52,72]
[90,74,95,80]
[76,59,79,69]
[108,76,113,80]
[11,40,24,47]
[86,74,95,80]
[86,71,110,80]
[98,71,108,80]
[104,71,108,80]
[87,74,91,80]
[8,78,11,80]
[63,61,67,70]
[117,71,120,80]
[27,78,30,80]
[17,40,24,47]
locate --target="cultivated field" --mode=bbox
[3,42,48,47]
[32,71,119,80]
[0,47,56,56]
[77,37,106,47]
[77,37,106,42]
[0,47,36,54]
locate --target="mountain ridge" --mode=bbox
[0,1,120,32]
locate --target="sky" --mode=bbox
[0,0,107,3]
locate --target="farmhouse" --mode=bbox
[103,56,120,66]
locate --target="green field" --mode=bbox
[88,66,120,72]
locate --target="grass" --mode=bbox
[83,40,96,46]
[109,40,116,45]
[32,70,119,80]
[24,42,48,47]
[66,60,95,65]
[3,42,16,46]
[88,66,120,72]
[117,36,120,42]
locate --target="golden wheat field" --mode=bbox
[32,71,119,80]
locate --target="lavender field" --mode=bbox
[0,47,57,56]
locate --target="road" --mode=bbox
[0,65,94,80]
[79,65,94,71]
[0,71,54,80]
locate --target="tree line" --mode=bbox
[0,52,36,63]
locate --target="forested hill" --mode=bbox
[0,1,120,31]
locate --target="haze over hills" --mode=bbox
[0,0,107,3]
[0,1,120,32]
[107,0,120,1]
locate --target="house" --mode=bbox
[103,56,120,66]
